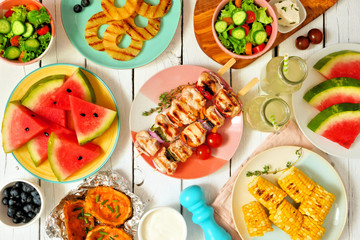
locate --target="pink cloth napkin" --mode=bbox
[211,120,325,240]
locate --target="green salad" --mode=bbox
[0,4,51,62]
[215,0,273,55]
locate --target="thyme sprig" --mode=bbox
[142,83,193,116]
[246,148,303,177]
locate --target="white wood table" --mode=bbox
[0,0,359,239]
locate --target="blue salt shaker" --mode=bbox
[180,185,232,240]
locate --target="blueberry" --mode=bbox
[3,187,11,198]
[33,196,41,206]
[22,183,34,193]
[2,197,9,205]
[8,198,16,206]
[21,197,27,204]
[14,182,23,189]
[81,0,90,7]
[73,4,82,13]
[30,190,39,198]
[12,217,21,224]
[26,196,33,203]
[23,203,35,213]
[7,207,16,218]
[21,192,28,199]
[27,211,36,219]
[22,217,31,223]
[10,188,20,198]
[15,210,24,219]
[34,207,40,214]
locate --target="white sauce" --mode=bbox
[140,208,187,240]
[274,0,300,27]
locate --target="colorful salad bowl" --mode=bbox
[212,0,278,59]
[0,0,55,65]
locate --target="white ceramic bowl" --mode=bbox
[0,179,45,228]
[138,207,187,240]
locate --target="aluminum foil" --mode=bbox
[45,170,145,239]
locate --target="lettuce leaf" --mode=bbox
[27,7,50,28]
[9,5,27,23]
[257,7,273,24]
[219,0,237,20]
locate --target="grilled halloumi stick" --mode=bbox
[180,122,207,148]
[179,86,206,112]
[242,201,273,237]
[153,114,180,142]
[204,105,225,128]
[135,130,161,156]
[168,139,193,163]
[214,89,241,118]
[291,215,326,240]
[152,147,177,175]
[166,99,198,127]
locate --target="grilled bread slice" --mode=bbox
[136,0,172,19]
[101,0,138,20]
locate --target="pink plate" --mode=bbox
[129,65,243,179]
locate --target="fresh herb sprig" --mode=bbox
[142,83,193,116]
[246,148,303,177]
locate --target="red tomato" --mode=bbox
[10,36,21,47]
[266,25,272,36]
[36,25,49,35]
[4,10,14,18]
[253,43,266,54]
[206,133,223,148]
[241,24,250,36]
[245,11,255,24]
[26,4,39,11]
[196,145,212,160]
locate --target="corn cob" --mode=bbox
[299,184,335,224]
[291,215,326,240]
[278,166,316,203]
[248,176,287,212]
[269,200,303,236]
[242,201,273,237]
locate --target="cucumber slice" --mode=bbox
[232,27,246,40]
[22,23,34,38]
[253,30,267,45]
[24,39,40,51]
[12,21,26,36]
[0,19,11,34]
[232,11,247,26]
[215,21,228,33]
[4,46,21,60]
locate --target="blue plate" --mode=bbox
[61,0,181,69]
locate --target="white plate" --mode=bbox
[292,43,360,159]
[232,146,348,240]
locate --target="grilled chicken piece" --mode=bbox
[168,140,193,163]
[152,114,180,142]
[179,86,206,112]
[180,122,207,148]
[214,89,242,118]
[196,71,223,99]
[166,99,198,127]
[204,105,225,128]
[152,147,178,175]
[135,131,161,156]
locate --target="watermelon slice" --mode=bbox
[21,75,67,127]
[314,50,360,80]
[27,121,75,167]
[2,101,48,153]
[304,77,360,111]
[308,103,360,149]
[69,96,117,145]
[43,68,96,111]
[48,132,102,181]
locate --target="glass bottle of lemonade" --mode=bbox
[260,56,308,95]
[245,95,291,132]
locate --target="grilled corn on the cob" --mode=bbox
[242,201,273,237]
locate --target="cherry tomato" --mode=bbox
[26,4,39,11]
[222,17,234,25]
[245,42,252,55]
[196,144,212,160]
[308,28,323,44]
[241,24,250,36]
[206,133,223,148]
[4,10,14,18]
[253,43,266,54]
[245,11,255,24]
[36,25,49,35]
[266,25,272,36]
[295,36,310,50]
[18,51,25,62]
[10,36,21,47]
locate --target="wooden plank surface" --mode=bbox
[0,0,358,239]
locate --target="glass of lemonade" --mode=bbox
[260,56,308,95]
[245,95,291,132]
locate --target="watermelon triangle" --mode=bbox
[2,102,48,153]
[48,132,102,181]
[43,68,96,111]
[69,96,117,145]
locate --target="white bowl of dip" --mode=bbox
[138,207,187,240]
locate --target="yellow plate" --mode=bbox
[6,64,120,183]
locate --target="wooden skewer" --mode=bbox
[217,58,236,76]
[238,78,259,96]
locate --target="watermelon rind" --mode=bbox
[76,69,96,103]
[304,77,360,110]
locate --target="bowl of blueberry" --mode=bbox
[0,179,44,227]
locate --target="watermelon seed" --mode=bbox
[44,132,49,137]
[25,128,29,132]
[53,101,57,105]
[78,156,83,160]
[31,114,35,117]
[80,113,86,117]
[66,89,72,93]
[93,113,98,117]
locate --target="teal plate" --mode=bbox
[60,0,181,69]
[232,146,348,240]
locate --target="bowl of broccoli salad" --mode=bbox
[0,0,55,65]
[212,0,278,59]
